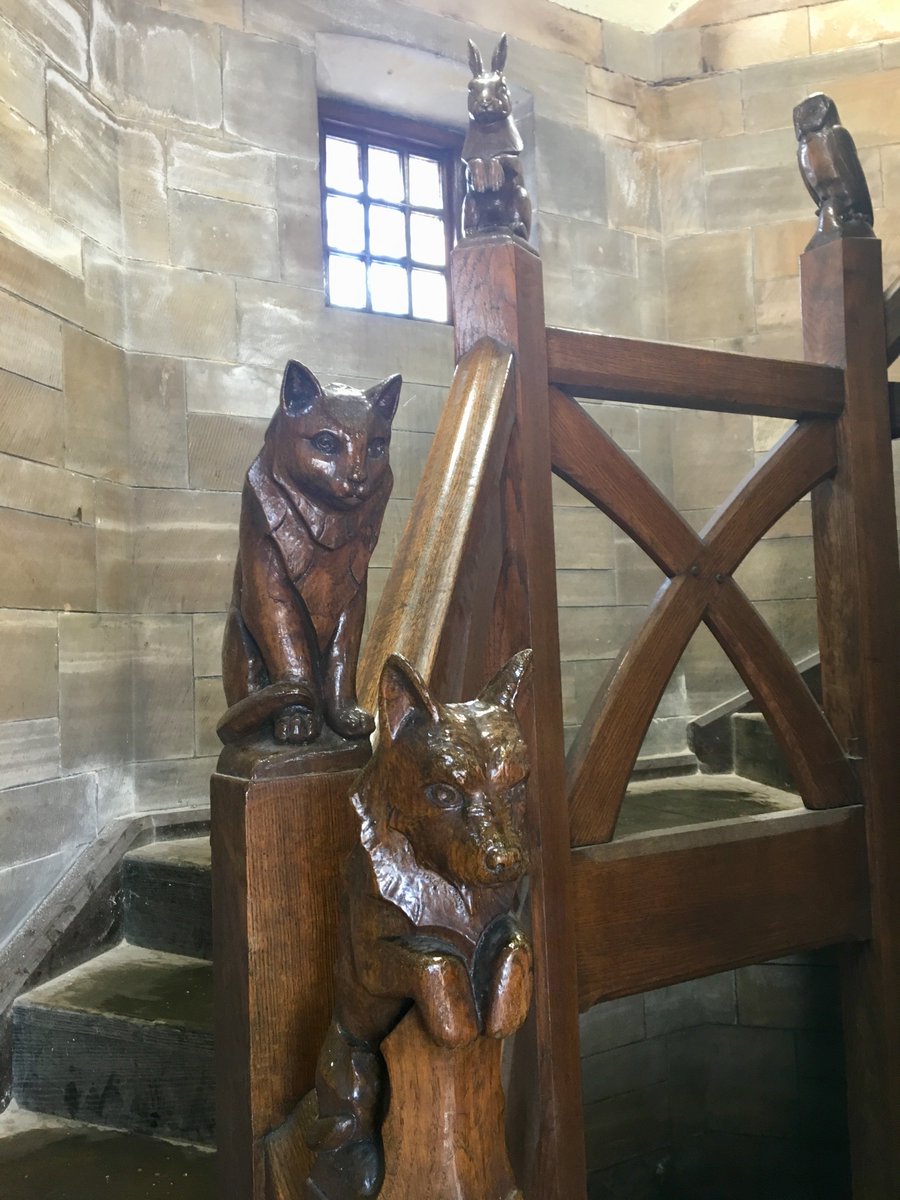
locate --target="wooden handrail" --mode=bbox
[546,327,845,419]
[358,336,515,711]
[886,277,900,366]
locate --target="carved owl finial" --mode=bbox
[793,92,874,251]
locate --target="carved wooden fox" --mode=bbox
[305,651,534,1199]
[220,360,400,745]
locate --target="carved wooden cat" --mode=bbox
[305,650,534,1199]
[220,360,400,745]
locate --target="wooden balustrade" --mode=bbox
[546,326,845,418]
[550,384,857,846]
[213,79,900,1198]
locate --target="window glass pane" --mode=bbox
[326,195,365,254]
[408,155,443,209]
[368,146,404,203]
[369,205,407,260]
[324,137,362,194]
[409,211,446,266]
[369,261,409,316]
[328,254,367,309]
[411,269,448,322]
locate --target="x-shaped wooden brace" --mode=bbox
[549,388,860,847]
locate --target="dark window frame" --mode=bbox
[318,99,464,324]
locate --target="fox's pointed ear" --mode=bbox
[281,359,323,416]
[468,38,483,76]
[378,654,441,742]
[479,648,532,712]
[366,374,401,423]
[491,33,508,73]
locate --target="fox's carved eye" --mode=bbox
[426,783,463,810]
[367,438,386,459]
[312,431,341,455]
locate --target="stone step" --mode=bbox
[12,942,214,1145]
[617,771,800,838]
[732,711,795,794]
[123,837,212,961]
[0,1104,214,1200]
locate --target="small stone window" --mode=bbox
[319,100,461,323]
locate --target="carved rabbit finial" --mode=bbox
[461,34,531,241]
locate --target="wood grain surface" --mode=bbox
[451,235,587,1200]
[358,338,514,710]
[212,766,361,1200]
[379,1009,522,1200]
[573,807,869,1009]
[555,386,854,846]
[546,326,844,418]
[803,236,900,1195]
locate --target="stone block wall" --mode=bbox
[0,0,898,942]
[0,0,665,946]
[580,951,848,1198]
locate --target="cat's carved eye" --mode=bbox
[312,431,342,455]
[426,783,463,810]
[367,439,386,459]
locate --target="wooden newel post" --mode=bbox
[801,236,900,1195]
[451,231,588,1200]
[212,743,368,1200]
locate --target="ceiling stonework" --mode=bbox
[547,0,698,33]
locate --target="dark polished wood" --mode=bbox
[452,236,587,1200]
[546,327,844,418]
[212,757,363,1200]
[379,1010,523,1200]
[889,382,900,437]
[556,388,854,846]
[461,35,531,241]
[300,653,533,1200]
[794,94,874,251]
[358,338,514,710]
[886,278,900,366]
[803,235,900,1195]
[573,807,869,1009]
[220,361,399,746]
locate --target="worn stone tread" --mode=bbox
[0,1106,214,1199]
[12,944,213,1142]
[123,838,212,960]
[617,772,801,838]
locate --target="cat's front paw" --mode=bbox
[328,704,375,739]
[484,933,533,1039]
[274,704,322,744]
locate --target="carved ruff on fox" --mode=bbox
[220,360,400,745]
[304,651,534,1200]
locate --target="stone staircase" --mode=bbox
[0,763,805,1197]
[688,655,820,791]
[0,837,215,1198]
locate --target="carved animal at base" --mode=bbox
[305,651,534,1199]
[220,361,400,745]
[462,34,532,241]
[794,92,874,250]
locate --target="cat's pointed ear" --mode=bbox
[468,38,483,76]
[281,359,323,417]
[491,34,508,73]
[378,654,440,742]
[366,374,402,424]
[479,648,532,712]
